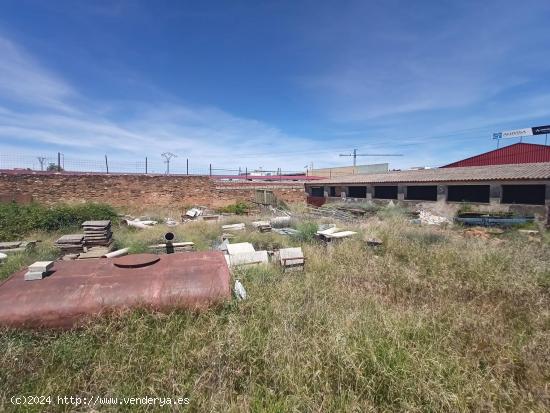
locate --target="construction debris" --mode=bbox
[234,280,247,301]
[223,241,269,267]
[272,227,299,236]
[54,234,84,253]
[102,248,129,258]
[123,218,157,229]
[316,227,357,242]
[149,242,195,253]
[276,247,305,271]
[226,242,255,255]
[24,261,53,281]
[82,220,113,248]
[418,210,450,225]
[518,229,539,235]
[366,238,383,247]
[252,220,272,232]
[227,251,269,267]
[164,218,179,227]
[222,223,246,231]
[270,216,291,227]
[0,240,38,255]
[201,215,220,221]
[185,208,203,218]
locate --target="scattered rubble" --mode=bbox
[418,210,450,225]
[164,217,179,227]
[252,220,272,232]
[316,227,357,242]
[234,280,247,301]
[365,238,383,247]
[185,208,203,218]
[222,223,246,231]
[518,229,539,235]
[272,228,299,236]
[0,240,38,255]
[270,216,291,227]
[123,218,157,229]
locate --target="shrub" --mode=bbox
[0,202,118,240]
[216,202,249,215]
[292,221,319,242]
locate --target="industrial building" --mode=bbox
[305,162,550,210]
[309,163,388,178]
[442,143,550,167]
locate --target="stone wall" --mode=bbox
[0,172,305,209]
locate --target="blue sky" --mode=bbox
[0,0,549,173]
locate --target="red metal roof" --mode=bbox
[442,143,550,168]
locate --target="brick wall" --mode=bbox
[0,172,305,208]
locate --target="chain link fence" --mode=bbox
[0,153,304,177]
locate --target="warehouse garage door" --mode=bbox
[501,184,545,205]
[374,186,398,199]
[310,187,324,197]
[348,186,367,198]
[406,185,437,201]
[447,185,490,203]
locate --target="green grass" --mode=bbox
[0,202,118,241]
[0,216,549,412]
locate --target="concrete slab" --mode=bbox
[229,251,269,266]
[226,242,255,255]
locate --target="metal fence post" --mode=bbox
[186,158,189,175]
[105,155,109,174]
[145,157,148,174]
[209,163,212,176]
[57,152,61,172]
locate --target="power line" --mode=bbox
[161,152,177,174]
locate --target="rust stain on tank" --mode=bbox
[0,252,231,329]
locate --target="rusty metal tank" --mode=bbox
[0,251,231,329]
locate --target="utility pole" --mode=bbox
[37,157,46,171]
[161,152,177,175]
[339,149,403,167]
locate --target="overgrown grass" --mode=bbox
[0,216,549,412]
[0,202,118,241]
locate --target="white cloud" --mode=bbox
[0,36,76,112]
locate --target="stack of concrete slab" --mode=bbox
[24,261,53,281]
[54,234,84,253]
[82,220,113,248]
